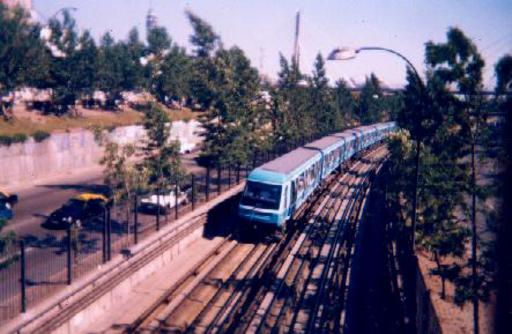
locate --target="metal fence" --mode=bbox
[0,147,295,324]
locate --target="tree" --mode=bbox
[200,46,261,166]
[0,3,45,118]
[426,27,488,333]
[333,79,357,129]
[186,10,221,109]
[0,218,16,256]
[308,53,335,135]
[97,33,125,110]
[273,54,310,146]
[153,45,191,106]
[186,10,220,58]
[43,10,86,114]
[75,30,98,108]
[139,103,183,195]
[186,12,261,166]
[100,142,146,226]
[124,28,145,91]
[358,73,383,124]
[388,28,487,313]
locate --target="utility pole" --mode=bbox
[293,10,301,69]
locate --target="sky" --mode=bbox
[33,0,512,89]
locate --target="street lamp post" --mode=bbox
[328,46,425,252]
[47,7,77,22]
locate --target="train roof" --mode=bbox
[304,136,342,151]
[259,147,319,175]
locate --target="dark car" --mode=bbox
[43,193,107,230]
[0,191,18,220]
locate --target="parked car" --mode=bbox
[0,191,18,220]
[139,187,190,215]
[42,193,108,229]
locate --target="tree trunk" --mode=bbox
[411,138,421,252]
[434,252,446,299]
[471,139,479,334]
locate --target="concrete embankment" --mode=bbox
[0,120,201,189]
[1,182,244,334]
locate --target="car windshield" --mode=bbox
[240,181,282,210]
[57,199,85,216]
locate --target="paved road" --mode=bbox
[6,153,204,239]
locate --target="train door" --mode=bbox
[289,181,297,216]
[283,185,289,218]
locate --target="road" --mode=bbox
[6,152,204,240]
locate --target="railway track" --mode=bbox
[128,145,387,334]
[228,146,387,334]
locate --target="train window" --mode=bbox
[240,181,282,210]
[284,185,288,208]
[291,181,297,204]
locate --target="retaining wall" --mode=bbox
[2,183,244,334]
[0,120,202,188]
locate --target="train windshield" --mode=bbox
[241,181,282,210]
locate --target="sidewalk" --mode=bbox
[80,236,226,333]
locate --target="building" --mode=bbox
[0,0,32,10]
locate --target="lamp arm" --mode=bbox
[357,46,423,87]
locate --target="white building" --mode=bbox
[1,0,32,10]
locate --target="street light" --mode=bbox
[328,45,424,252]
[47,7,77,22]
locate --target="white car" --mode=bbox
[139,188,189,214]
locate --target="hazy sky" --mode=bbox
[34,0,512,89]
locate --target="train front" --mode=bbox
[238,169,286,231]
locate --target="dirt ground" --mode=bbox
[0,103,199,137]
[417,250,494,334]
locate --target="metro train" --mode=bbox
[238,122,397,232]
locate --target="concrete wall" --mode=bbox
[0,120,202,188]
[0,183,244,334]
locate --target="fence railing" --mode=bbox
[0,145,299,324]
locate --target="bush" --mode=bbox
[32,130,51,143]
[0,133,28,146]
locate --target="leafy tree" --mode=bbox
[139,103,183,195]
[75,30,98,108]
[146,26,171,56]
[186,12,261,166]
[273,54,310,146]
[124,28,146,91]
[186,10,221,109]
[44,10,95,114]
[97,33,126,110]
[358,73,383,124]
[186,10,221,58]
[426,28,490,333]
[0,219,16,255]
[101,142,147,225]
[153,45,191,106]
[333,79,357,129]
[0,4,45,118]
[387,28,489,310]
[308,53,335,135]
[200,46,261,166]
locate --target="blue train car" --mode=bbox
[238,122,396,231]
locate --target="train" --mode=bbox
[238,122,397,232]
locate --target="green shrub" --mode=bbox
[32,130,51,143]
[0,136,12,146]
[0,133,28,146]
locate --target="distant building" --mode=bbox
[146,8,158,32]
[0,0,32,10]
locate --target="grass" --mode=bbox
[0,105,201,138]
